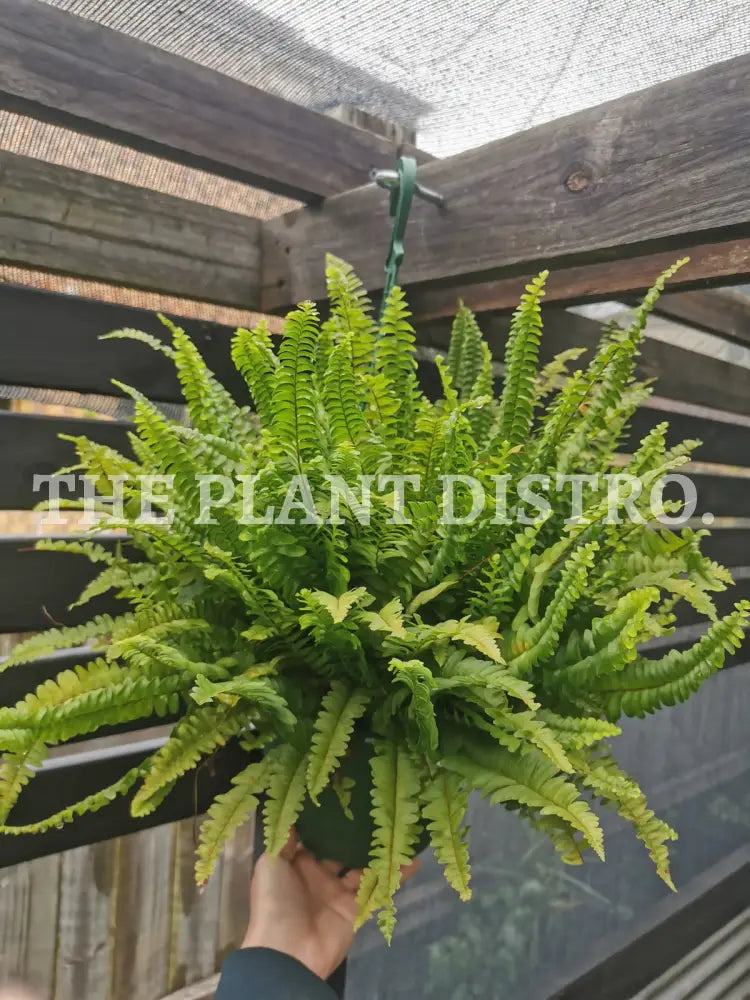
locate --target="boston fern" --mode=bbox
[1,256,748,940]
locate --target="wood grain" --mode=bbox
[0,0,428,202]
[652,286,750,348]
[407,239,750,321]
[420,308,750,418]
[110,825,173,1000]
[0,151,260,307]
[262,53,750,310]
[54,841,116,1000]
[168,819,222,992]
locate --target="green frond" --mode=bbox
[132,706,246,817]
[307,682,369,803]
[100,327,175,358]
[1,613,131,670]
[389,659,438,754]
[443,733,604,860]
[0,762,144,835]
[263,742,309,856]
[592,601,750,719]
[576,749,677,888]
[271,302,321,466]
[421,770,471,900]
[496,271,547,448]
[0,741,47,823]
[376,285,419,437]
[355,741,421,942]
[323,337,368,447]
[231,321,279,426]
[165,316,240,435]
[195,758,269,885]
[509,542,598,673]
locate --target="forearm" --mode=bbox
[215,947,337,1000]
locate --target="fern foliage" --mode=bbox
[2,254,746,938]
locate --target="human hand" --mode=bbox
[241,828,419,981]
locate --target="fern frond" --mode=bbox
[131,706,246,817]
[307,683,369,803]
[263,743,309,856]
[356,740,421,942]
[592,600,750,719]
[195,758,269,885]
[496,271,547,448]
[444,733,604,860]
[421,770,471,900]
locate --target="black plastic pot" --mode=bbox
[296,732,429,870]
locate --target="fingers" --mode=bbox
[278,827,300,862]
[340,867,364,892]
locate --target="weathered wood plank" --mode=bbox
[406,239,750,321]
[0,0,429,202]
[168,819,222,992]
[22,853,61,996]
[424,308,750,418]
[262,53,750,310]
[216,818,254,964]
[111,825,174,1000]
[652,287,750,348]
[0,151,261,307]
[54,840,117,1000]
[0,283,246,403]
[0,412,132,510]
[1,741,253,867]
[0,535,126,634]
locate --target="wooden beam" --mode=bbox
[0,151,261,307]
[262,54,750,310]
[406,239,750,321]
[0,739,252,867]
[0,283,247,402]
[652,287,750,347]
[0,412,132,509]
[421,308,750,418]
[0,0,430,203]
[0,534,125,633]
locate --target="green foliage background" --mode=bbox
[0,256,747,939]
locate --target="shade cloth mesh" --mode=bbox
[36,0,750,158]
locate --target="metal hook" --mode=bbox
[369,166,445,209]
[372,158,444,325]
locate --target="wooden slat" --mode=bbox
[216,819,254,965]
[407,240,750,321]
[5,407,750,511]
[0,412,132,509]
[0,283,246,402]
[626,402,750,468]
[54,840,116,1000]
[698,528,750,569]
[263,53,750,311]
[0,0,429,203]
[422,308,750,417]
[652,287,750,348]
[0,151,261,307]
[111,825,174,1000]
[0,534,125,634]
[168,819,223,992]
[0,740,252,867]
[0,855,59,993]
[3,283,750,429]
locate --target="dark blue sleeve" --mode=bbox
[215,947,338,1000]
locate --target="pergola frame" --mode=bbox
[0,4,749,998]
